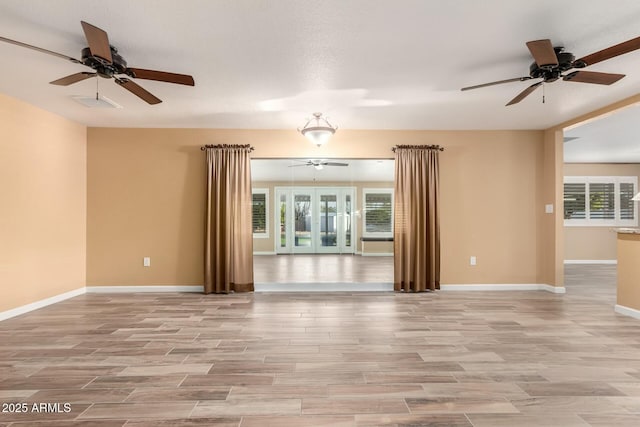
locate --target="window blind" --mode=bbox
[564,183,586,220]
[252,193,266,234]
[620,182,635,220]
[588,182,615,220]
[365,193,392,233]
[564,177,637,226]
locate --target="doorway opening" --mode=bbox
[251,158,394,289]
[562,105,640,296]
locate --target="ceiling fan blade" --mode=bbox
[506,81,543,106]
[114,77,161,104]
[81,21,112,63]
[323,162,349,166]
[577,35,640,66]
[0,36,82,63]
[461,76,532,91]
[526,39,558,68]
[563,70,625,85]
[125,68,195,86]
[50,72,96,86]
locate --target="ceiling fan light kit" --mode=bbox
[71,94,121,109]
[298,112,337,146]
[0,20,195,105]
[461,36,640,106]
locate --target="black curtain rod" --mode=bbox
[201,144,254,151]
[392,144,444,152]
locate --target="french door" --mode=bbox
[275,187,355,254]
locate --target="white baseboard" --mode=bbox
[253,251,276,255]
[564,260,617,265]
[539,284,567,294]
[255,282,394,292]
[0,287,86,322]
[361,253,394,257]
[615,304,640,320]
[86,285,204,293]
[441,283,565,293]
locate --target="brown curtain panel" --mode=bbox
[393,145,442,292]
[204,144,254,294]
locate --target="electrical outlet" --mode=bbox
[470,256,477,266]
[143,257,151,267]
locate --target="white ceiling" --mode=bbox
[564,104,640,162]
[2,0,640,134]
[252,159,394,182]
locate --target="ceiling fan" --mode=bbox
[288,160,349,170]
[0,21,195,105]
[461,35,640,106]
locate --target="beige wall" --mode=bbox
[87,128,547,286]
[440,130,543,284]
[564,163,640,261]
[87,129,205,286]
[536,129,564,286]
[0,93,86,312]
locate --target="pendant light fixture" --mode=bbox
[298,112,337,147]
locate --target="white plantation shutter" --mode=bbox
[588,182,615,220]
[564,183,586,220]
[620,182,635,220]
[363,190,393,236]
[251,189,269,237]
[564,177,637,226]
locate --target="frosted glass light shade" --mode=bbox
[302,128,335,147]
[298,112,337,147]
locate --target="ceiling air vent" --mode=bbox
[71,95,122,108]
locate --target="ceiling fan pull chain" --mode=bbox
[542,83,545,104]
[96,75,99,100]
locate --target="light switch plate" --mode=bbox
[545,204,554,214]
[143,257,151,267]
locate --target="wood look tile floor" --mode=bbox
[253,254,394,283]
[1,264,640,425]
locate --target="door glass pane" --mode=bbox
[294,194,312,247]
[345,194,352,247]
[279,193,287,248]
[319,194,337,247]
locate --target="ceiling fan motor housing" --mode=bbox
[529,47,577,81]
[81,46,127,78]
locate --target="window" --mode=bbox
[564,176,637,226]
[363,189,393,237]
[252,189,269,238]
